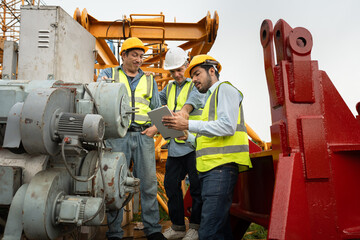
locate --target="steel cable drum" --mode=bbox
[85,82,130,138]
[20,88,73,155]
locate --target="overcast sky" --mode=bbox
[44,0,360,141]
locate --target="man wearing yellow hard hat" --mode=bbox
[98,37,166,240]
[162,54,252,240]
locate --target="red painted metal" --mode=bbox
[230,19,360,239]
[183,187,192,218]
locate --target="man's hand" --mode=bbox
[178,104,193,120]
[141,125,158,138]
[162,113,188,131]
[177,109,189,120]
[175,130,189,141]
[144,71,154,76]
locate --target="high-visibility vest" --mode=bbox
[112,67,153,124]
[196,81,252,172]
[166,80,202,143]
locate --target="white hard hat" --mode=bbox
[164,47,188,70]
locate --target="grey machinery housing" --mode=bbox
[0,80,139,239]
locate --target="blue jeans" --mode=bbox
[164,151,202,230]
[198,164,239,240]
[105,132,161,239]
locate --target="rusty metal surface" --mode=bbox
[20,87,73,155]
[1,41,18,79]
[0,166,21,205]
[18,6,96,83]
[82,150,132,210]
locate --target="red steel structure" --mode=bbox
[230,19,360,239]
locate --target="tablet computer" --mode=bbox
[147,106,185,140]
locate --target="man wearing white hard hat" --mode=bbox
[159,47,205,240]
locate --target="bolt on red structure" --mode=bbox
[230,19,360,239]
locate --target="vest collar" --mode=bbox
[206,80,221,99]
[120,64,144,79]
[172,77,192,87]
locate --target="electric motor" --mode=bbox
[54,112,105,142]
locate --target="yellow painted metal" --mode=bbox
[156,172,168,201]
[154,134,168,162]
[73,7,81,23]
[94,63,118,69]
[95,38,119,68]
[140,67,169,74]
[157,193,169,215]
[73,8,219,84]
[86,21,213,41]
[1,0,21,42]
[246,123,270,150]
[130,13,165,23]
[181,180,186,197]
[156,172,169,214]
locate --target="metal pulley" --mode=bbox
[83,81,132,138]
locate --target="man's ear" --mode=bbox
[209,66,216,76]
[120,51,126,61]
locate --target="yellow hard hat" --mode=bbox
[184,54,222,78]
[120,37,149,54]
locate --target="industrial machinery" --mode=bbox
[0,79,140,239]
[230,19,360,239]
[0,6,140,240]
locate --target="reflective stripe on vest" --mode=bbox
[166,80,202,143]
[196,81,252,172]
[112,67,152,124]
[166,80,192,112]
[166,81,203,119]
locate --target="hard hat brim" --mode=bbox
[164,62,184,70]
[120,45,149,55]
[184,64,196,78]
[184,57,222,78]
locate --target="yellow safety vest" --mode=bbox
[166,80,202,143]
[112,67,153,125]
[196,81,252,172]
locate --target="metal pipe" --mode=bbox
[246,123,268,150]
[157,193,168,215]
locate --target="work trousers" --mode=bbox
[164,151,202,230]
[105,132,161,239]
[198,163,239,240]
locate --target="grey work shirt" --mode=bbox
[159,78,205,157]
